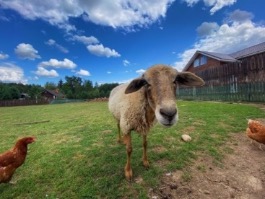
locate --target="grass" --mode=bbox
[0,101,264,198]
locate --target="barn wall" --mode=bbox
[178,52,265,102]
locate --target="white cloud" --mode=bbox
[225,9,254,23]
[0,52,9,60]
[80,0,174,28]
[0,63,27,83]
[196,22,219,37]
[87,44,121,58]
[184,0,237,14]
[123,59,130,66]
[14,43,41,60]
[39,58,77,69]
[72,35,99,45]
[0,0,174,30]
[136,69,146,75]
[45,39,68,53]
[75,69,91,76]
[206,0,237,15]
[174,10,265,71]
[184,0,200,6]
[35,66,59,77]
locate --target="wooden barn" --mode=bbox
[178,42,265,102]
[41,89,65,101]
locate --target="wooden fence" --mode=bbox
[177,82,265,102]
[178,52,265,102]
[0,99,49,107]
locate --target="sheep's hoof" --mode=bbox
[124,168,133,181]
[143,160,150,168]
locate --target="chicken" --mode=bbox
[0,136,36,183]
[246,119,265,149]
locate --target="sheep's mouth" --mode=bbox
[157,116,177,127]
[163,124,173,127]
[160,121,175,127]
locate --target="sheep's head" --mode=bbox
[125,64,204,127]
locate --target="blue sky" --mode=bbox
[0,0,265,86]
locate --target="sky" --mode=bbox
[0,0,265,86]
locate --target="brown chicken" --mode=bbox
[0,136,36,183]
[246,119,265,149]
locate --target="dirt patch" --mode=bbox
[149,133,265,199]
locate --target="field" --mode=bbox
[0,101,265,198]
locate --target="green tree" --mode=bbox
[62,76,83,99]
[0,86,12,100]
[45,82,57,90]
[58,79,63,89]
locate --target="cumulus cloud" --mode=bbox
[0,52,9,60]
[39,58,77,69]
[136,69,145,75]
[123,59,130,66]
[196,22,219,37]
[35,66,59,77]
[72,35,99,45]
[184,0,237,14]
[87,44,121,58]
[45,39,69,53]
[14,43,41,60]
[0,63,27,83]
[174,10,265,71]
[225,9,254,23]
[0,0,174,30]
[75,69,91,76]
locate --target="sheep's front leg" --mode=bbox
[142,135,150,168]
[123,133,133,181]
[117,122,122,143]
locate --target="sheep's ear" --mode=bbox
[175,72,205,86]
[125,78,147,94]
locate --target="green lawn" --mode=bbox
[0,101,264,198]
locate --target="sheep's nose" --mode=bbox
[160,107,177,121]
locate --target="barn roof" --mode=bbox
[229,42,265,59]
[183,41,265,71]
[183,50,237,71]
[198,51,238,62]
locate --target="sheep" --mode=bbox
[108,64,204,181]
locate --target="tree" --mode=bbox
[58,79,63,89]
[44,82,57,90]
[9,86,20,99]
[0,86,12,100]
[62,76,83,99]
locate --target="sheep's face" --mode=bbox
[125,65,204,127]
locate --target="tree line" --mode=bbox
[0,76,119,100]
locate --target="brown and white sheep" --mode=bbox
[108,64,204,181]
